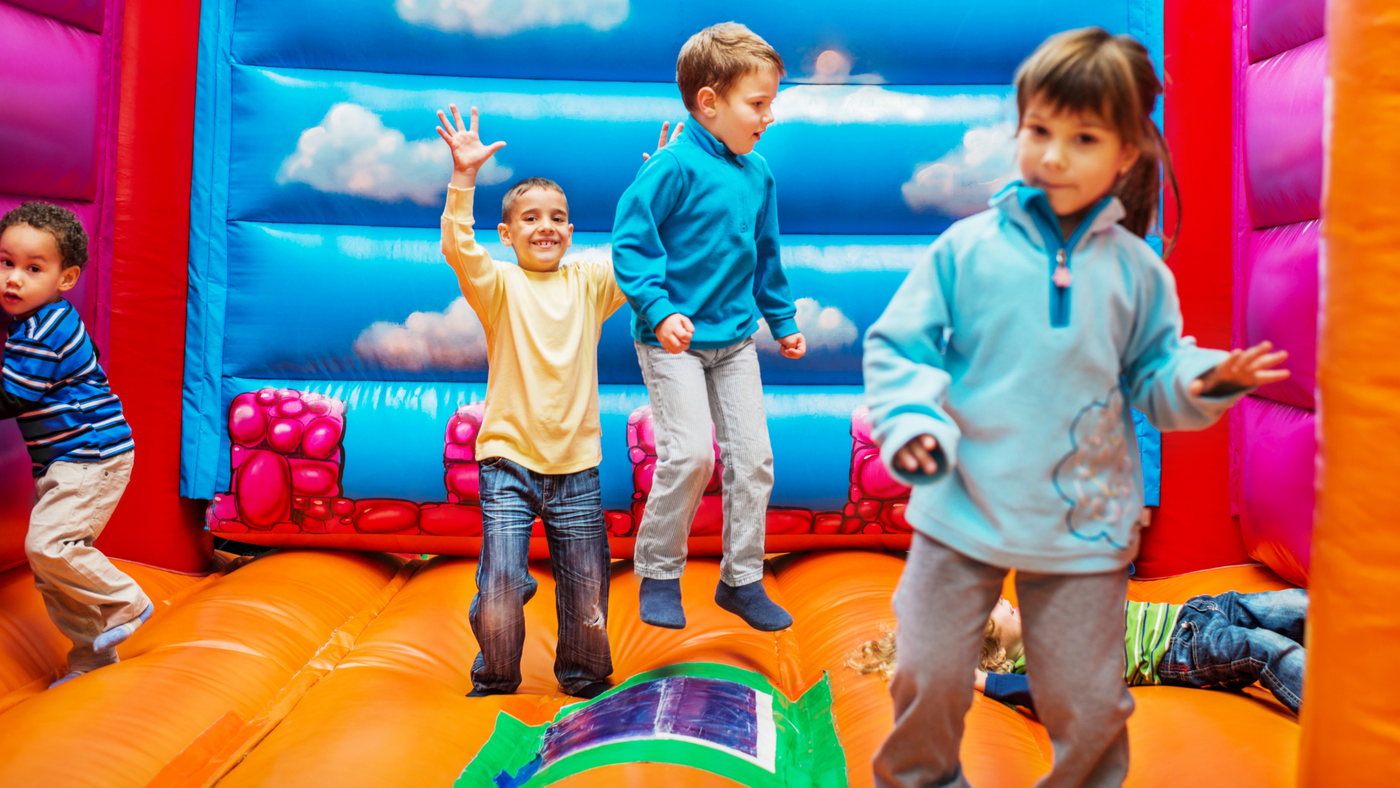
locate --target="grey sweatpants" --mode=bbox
[27,450,151,673]
[633,338,773,587]
[873,531,1133,788]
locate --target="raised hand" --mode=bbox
[1190,340,1290,397]
[436,104,506,187]
[642,120,685,162]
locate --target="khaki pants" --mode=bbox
[27,450,149,673]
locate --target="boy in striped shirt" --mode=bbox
[973,589,1309,714]
[851,587,1308,714]
[1,202,152,688]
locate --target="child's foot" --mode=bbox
[466,686,514,697]
[92,602,154,653]
[639,577,686,629]
[715,579,792,631]
[569,681,613,700]
[48,650,119,689]
[49,672,84,689]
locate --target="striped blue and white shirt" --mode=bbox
[2,299,132,475]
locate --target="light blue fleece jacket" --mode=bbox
[863,183,1246,573]
[611,121,799,348]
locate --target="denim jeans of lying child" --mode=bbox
[469,457,612,696]
[1159,588,1307,713]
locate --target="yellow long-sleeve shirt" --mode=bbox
[441,185,627,474]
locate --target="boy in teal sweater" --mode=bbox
[612,23,805,631]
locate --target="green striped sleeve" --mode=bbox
[1123,601,1182,685]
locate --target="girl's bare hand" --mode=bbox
[1190,341,1290,396]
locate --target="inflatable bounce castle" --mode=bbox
[1,0,1397,784]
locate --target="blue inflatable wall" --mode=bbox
[182,0,1162,513]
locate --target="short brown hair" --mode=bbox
[676,22,785,113]
[0,201,89,270]
[500,177,567,224]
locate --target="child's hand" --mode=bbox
[436,104,506,188]
[656,313,695,354]
[894,434,940,476]
[642,120,684,162]
[1190,341,1290,397]
[974,669,988,693]
[777,332,806,359]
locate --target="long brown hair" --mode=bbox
[1014,27,1181,256]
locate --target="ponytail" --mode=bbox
[1117,121,1181,257]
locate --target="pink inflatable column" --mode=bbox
[1230,0,1325,586]
[0,0,125,571]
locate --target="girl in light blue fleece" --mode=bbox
[865,28,1290,788]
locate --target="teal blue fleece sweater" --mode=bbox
[611,121,799,348]
[863,183,1246,573]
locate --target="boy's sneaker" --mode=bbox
[715,579,792,631]
[569,681,613,700]
[639,577,686,629]
[467,686,513,697]
[49,649,119,688]
[92,601,154,653]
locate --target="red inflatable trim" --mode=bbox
[98,0,210,573]
[1136,0,1252,577]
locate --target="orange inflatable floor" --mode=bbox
[0,550,1298,787]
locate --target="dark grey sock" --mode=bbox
[639,577,686,629]
[715,579,793,632]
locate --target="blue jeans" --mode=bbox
[1159,589,1307,713]
[469,457,612,695]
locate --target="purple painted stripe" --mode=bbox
[4,0,104,33]
[1244,36,1325,229]
[1244,220,1318,410]
[1247,0,1324,63]
[0,2,102,201]
[1238,396,1313,587]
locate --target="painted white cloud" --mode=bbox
[353,297,487,371]
[342,83,681,124]
[395,0,628,37]
[772,85,1012,125]
[755,298,858,355]
[781,243,929,273]
[789,49,885,85]
[902,122,1018,217]
[559,243,613,265]
[277,103,512,206]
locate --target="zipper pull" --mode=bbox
[1053,248,1072,288]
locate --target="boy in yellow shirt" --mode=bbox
[436,104,625,698]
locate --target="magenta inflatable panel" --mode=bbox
[1245,220,1318,410]
[7,0,104,33]
[1238,396,1313,587]
[0,3,103,202]
[1244,36,1325,229]
[1246,0,1324,62]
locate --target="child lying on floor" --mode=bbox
[850,588,1307,714]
